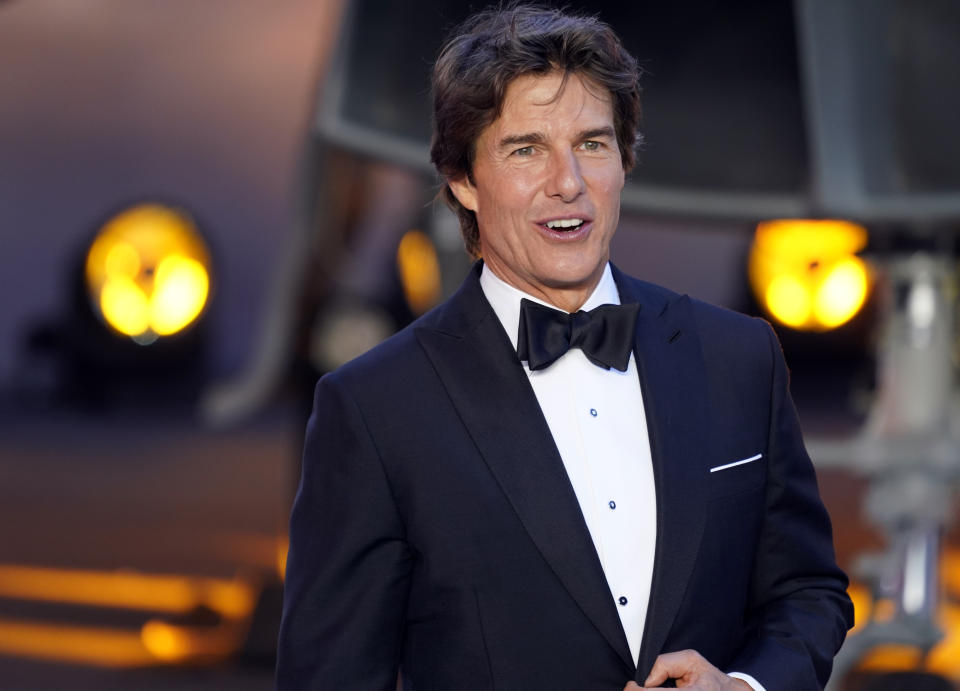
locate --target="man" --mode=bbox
[277,6,853,690]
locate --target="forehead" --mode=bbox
[487,71,615,137]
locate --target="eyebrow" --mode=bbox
[497,132,547,150]
[579,126,616,142]
[496,126,616,151]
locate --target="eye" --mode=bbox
[512,145,535,157]
[581,140,601,151]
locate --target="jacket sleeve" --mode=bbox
[276,373,411,690]
[728,322,855,690]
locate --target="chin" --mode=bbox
[542,258,605,285]
[539,269,602,292]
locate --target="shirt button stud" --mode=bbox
[589,408,598,417]
[618,596,628,606]
[608,500,616,510]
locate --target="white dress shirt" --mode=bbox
[480,263,656,664]
[479,263,765,691]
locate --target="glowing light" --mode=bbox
[104,242,140,278]
[397,229,441,315]
[859,644,923,671]
[100,277,150,336]
[204,580,256,620]
[943,549,960,595]
[928,604,960,678]
[0,564,254,618]
[0,565,257,668]
[846,582,872,634]
[140,618,243,663]
[140,620,190,662]
[0,617,244,668]
[0,618,155,668]
[150,255,210,336]
[277,539,289,580]
[814,258,869,328]
[84,204,212,341]
[749,219,871,331]
[844,548,960,681]
[765,275,810,328]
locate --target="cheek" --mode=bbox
[603,169,626,196]
[585,165,623,199]
[482,182,531,220]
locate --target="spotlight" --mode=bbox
[84,204,211,344]
[396,229,441,316]
[748,219,871,331]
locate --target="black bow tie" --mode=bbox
[516,298,640,372]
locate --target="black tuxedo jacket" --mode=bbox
[277,263,853,690]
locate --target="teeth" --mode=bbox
[545,218,584,229]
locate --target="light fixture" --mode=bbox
[396,229,441,316]
[84,204,212,344]
[748,219,871,331]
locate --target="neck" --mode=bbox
[482,261,605,313]
[533,287,594,313]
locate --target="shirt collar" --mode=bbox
[479,262,621,352]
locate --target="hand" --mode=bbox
[622,649,752,690]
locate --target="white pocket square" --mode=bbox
[710,453,762,473]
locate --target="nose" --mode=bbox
[545,150,586,202]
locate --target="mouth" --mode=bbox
[536,217,592,238]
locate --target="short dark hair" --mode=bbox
[430,4,642,258]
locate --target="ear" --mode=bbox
[447,174,479,213]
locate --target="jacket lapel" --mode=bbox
[415,266,635,670]
[613,267,712,677]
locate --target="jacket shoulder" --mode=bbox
[615,268,769,340]
[615,268,775,366]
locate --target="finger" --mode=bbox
[622,682,642,691]
[643,657,671,687]
[644,650,701,686]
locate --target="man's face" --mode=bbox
[449,71,625,310]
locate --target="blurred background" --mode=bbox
[1,0,959,688]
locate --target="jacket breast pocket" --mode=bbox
[707,452,765,499]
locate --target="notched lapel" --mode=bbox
[414,275,635,671]
[615,276,712,676]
